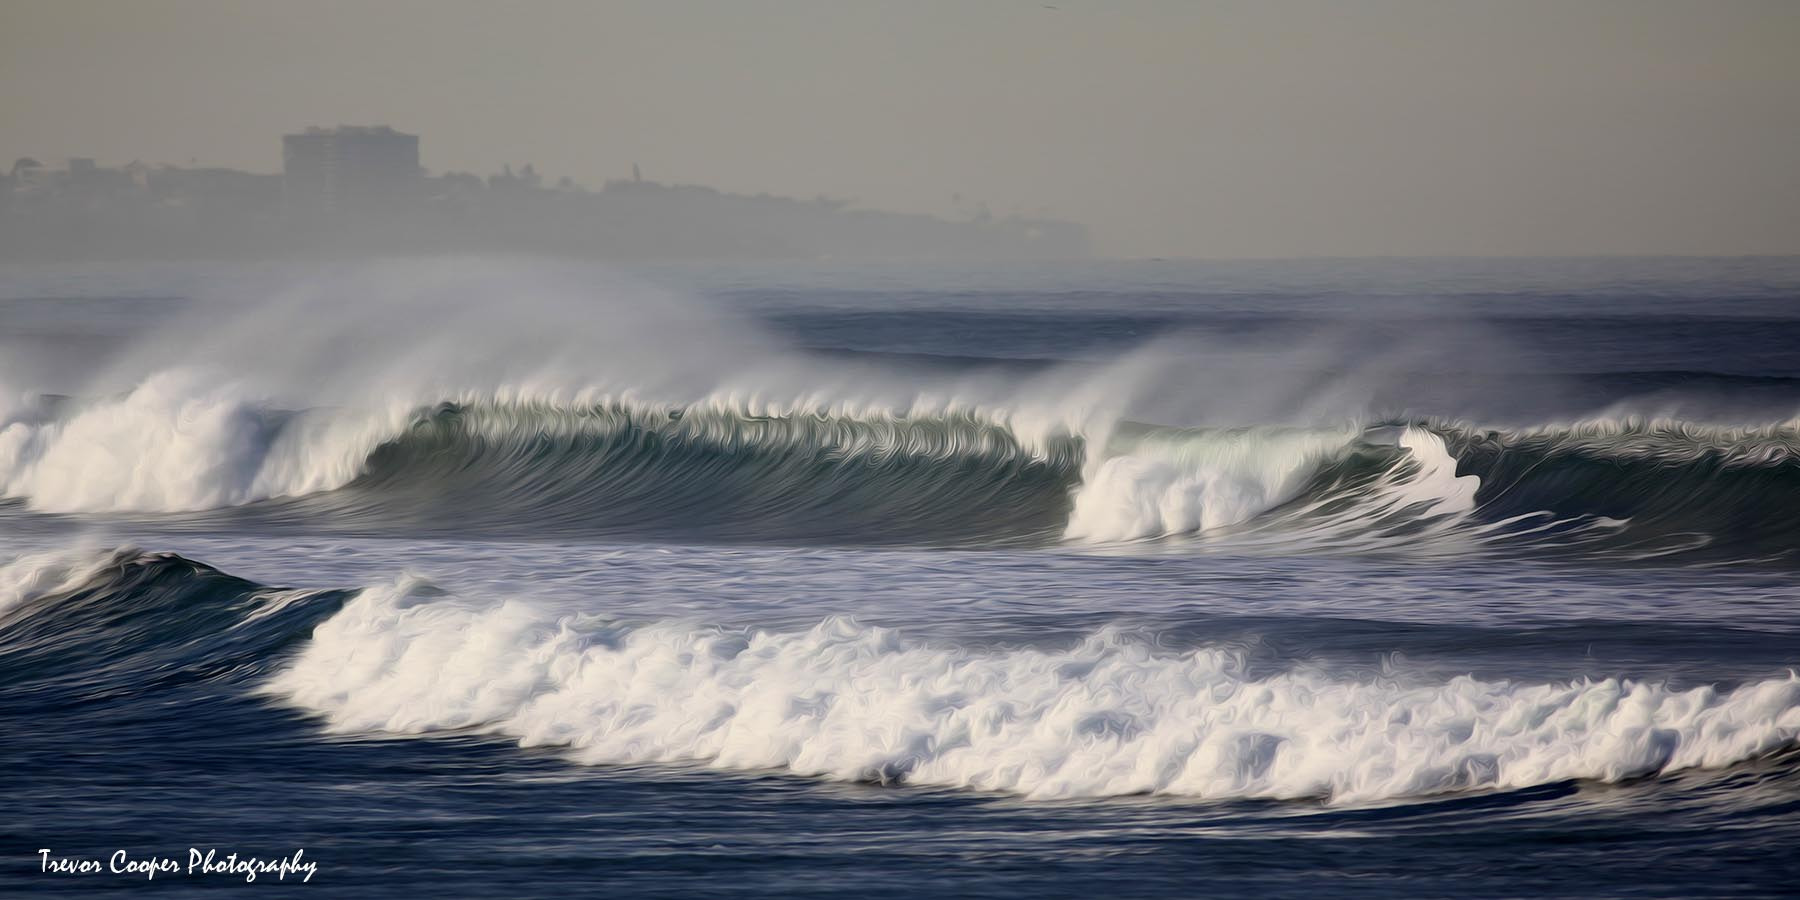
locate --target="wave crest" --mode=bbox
[7,377,1800,557]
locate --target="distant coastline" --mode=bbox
[0,127,1089,263]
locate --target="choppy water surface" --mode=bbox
[4,257,1800,897]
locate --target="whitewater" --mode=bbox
[267,574,1800,804]
[5,257,1800,897]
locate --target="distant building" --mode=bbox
[8,158,51,193]
[281,125,420,219]
[64,157,135,193]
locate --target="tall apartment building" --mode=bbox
[281,125,420,219]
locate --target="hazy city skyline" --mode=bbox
[4,0,1798,258]
[1,122,1088,261]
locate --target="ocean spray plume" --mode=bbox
[0,259,1149,516]
[80,260,781,408]
[6,262,1800,557]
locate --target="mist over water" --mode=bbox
[5,258,1798,556]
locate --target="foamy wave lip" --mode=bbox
[268,579,1800,803]
[1064,426,1362,542]
[0,546,129,614]
[0,369,1082,515]
[1060,424,1483,544]
[0,371,408,513]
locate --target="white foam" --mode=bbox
[0,371,403,513]
[1064,426,1361,542]
[1391,425,1481,518]
[269,579,1800,803]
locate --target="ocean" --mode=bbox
[3,256,1799,897]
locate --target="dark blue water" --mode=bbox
[3,257,1799,897]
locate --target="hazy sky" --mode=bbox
[3,0,1796,257]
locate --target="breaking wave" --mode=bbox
[270,574,1800,804]
[4,377,1800,557]
[5,549,1798,806]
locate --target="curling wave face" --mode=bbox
[4,375,1800,558]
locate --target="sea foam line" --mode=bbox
[267,578,1800,803]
